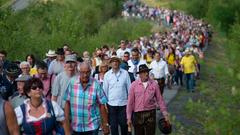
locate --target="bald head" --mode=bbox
[79,62,91,72]
[79,62,92,83]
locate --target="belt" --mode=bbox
[154,77,165,80]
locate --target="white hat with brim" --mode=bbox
[110,56,122,63]
[46,50,57,57]
[184,49,190,54]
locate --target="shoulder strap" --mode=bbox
[45,100,56,119]
[46,74,53,97]
[20,104,27,124]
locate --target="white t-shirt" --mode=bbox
[116,48,131,59]
[14,99,64,125]
[142,82,148,89]
[149,59,169,79]
[128,59,147,73]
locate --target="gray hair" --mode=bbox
[20,61,30,68]
[78,62,92,71]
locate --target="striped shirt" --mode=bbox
[64,77,108,132]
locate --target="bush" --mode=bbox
[206,0,240,32]
[72,18,153,54]
[170,0,240,32]
[0,0,123,60]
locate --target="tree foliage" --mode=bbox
[0,0,123,60]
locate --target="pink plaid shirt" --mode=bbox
[35,74,55,100]
[127,79,168,120]
[64,77,108,132]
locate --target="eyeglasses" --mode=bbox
[80,71,91,75]
[31,85,43,90]
[21,67,30,69]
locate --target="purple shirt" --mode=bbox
[127,79,167,120]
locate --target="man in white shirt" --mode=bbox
[116,40,131,59]
[103,56,131,135]
[128,48,146,81]
[149,52,169,95]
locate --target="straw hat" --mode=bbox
[46,50,57,57]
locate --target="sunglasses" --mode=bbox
[31,85,43,90]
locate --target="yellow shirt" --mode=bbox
[146,54,153,64]
[30,68,38,76]
[180,55,197,74]
[167,54,175,65]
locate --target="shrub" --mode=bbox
[0,0,123,60]
[73,18,153,54]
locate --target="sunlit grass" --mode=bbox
[140,0,173,8]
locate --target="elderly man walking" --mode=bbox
[127,64,170,135]
[52,55,78,108]
[64,62,110,135]
[103,56,131,135]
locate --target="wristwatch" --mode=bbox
[104,123,110,127]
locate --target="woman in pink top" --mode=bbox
[127,64,170,135]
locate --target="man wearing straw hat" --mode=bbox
[103,56,131,135]
[44,49,57,68]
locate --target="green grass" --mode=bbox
[0,0,11,8]
[140,0,174,8]
[140,0,187,9]
[0,0,9,6]
[187,36,240,134]
[166,30,240,135]
[141,0,240,134]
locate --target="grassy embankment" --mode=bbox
[141,0,240,134]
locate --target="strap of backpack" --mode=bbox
[45,74,53,98]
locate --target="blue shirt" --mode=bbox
[103,68,131,106]
[64,77,108,132]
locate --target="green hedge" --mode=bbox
[0,0,123,60]
[75,18,153,54]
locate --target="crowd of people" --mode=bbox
[0,1,211,135]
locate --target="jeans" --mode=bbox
[185,73,194,92]
[175,70,183,86]
[155,78,165,95]
[107,105,128,135]
[72,128,99,135]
